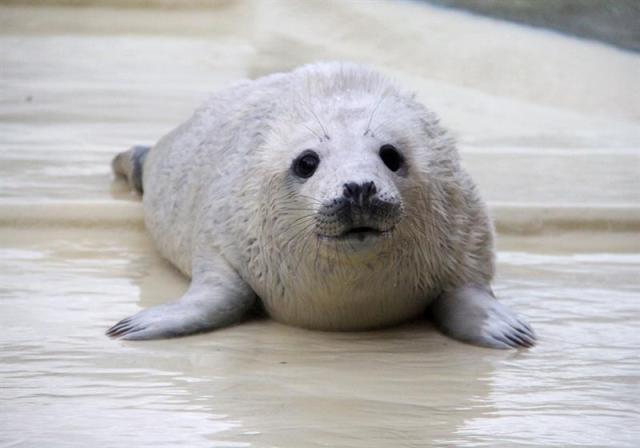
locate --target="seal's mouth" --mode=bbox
[320,226,394,242]
[341,226,381,240]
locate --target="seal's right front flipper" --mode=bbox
[107,263,256,340]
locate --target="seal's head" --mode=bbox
[288,138,405,249]
[259,63,455,259]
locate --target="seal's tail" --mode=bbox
[112,145,150,194]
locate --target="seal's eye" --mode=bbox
[379,144,403,172]
[292,150,320,179]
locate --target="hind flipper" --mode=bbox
[112,145,150,194]
[430,285,535,349]
[107,258,256,340]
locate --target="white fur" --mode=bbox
[109,62,534,348]
[142,62,491,329]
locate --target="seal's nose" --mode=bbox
[343,181,377,205]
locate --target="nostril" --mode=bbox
[363,181,376,198]
[343,182,360,199]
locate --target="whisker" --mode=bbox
[304,78,330,140]
[364,92,389,136]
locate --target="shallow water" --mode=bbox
[1,2,639,447]
[1,228,639,447]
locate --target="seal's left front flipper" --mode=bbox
[430,285,535,349]
[107,261,256,340]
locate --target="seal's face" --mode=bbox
[279,108,412,251]
[258,75,455,264]
[290,144,404,244]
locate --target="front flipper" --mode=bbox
[107,262,256,340]
[430,285,535,349]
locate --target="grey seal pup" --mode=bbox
[108,62,535,349]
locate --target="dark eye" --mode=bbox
[379,144,403,172]
[292,150,320,179]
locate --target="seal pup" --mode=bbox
[108,62,535,349]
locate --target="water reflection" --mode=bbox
[3,226,639,446]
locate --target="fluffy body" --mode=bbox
[108,62,534,348]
